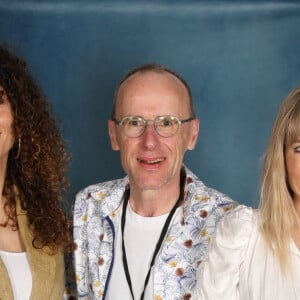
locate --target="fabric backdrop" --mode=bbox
[1,0,300,207]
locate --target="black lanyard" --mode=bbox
[121,169,185,300]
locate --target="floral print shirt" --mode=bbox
[68,166,236,300]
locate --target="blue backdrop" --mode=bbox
[1,1,300,208]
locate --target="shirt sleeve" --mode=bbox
[192,205,254,300]
[72,188,90,298]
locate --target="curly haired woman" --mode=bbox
[0,45,71,299]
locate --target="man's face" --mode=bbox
[108,71,199,193]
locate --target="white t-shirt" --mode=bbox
[0,250,32,300]
[106,203,180,300]
[193,205,300,300]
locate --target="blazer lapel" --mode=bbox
[16,198,57,299]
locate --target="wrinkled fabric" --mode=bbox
[193,205,300,300]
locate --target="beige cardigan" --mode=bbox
[0,198,65,300]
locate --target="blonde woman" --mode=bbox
[193,86,300,299]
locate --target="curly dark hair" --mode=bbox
[0,44,71,253]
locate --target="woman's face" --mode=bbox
[0,86,15,163]
[285,141,300,202]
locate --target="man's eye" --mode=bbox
[161,117,177,127]
[127,117,144,127]
[130,120,140,126]
[162,120,172,126]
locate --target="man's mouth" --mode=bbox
[137,157,165,165]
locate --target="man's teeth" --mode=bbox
[139,158,164,164]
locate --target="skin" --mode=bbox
[0,87,14,171]
[285,141,300,248]
[0,86,24,252]
[108,71,199,216]
[285,141,300,214]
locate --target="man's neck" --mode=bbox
[128,186,181,217]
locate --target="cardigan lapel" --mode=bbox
[16,198,57,299]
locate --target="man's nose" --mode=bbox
[141,122,159,149]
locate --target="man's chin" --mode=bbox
[131,177,168,191]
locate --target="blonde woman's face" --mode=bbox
[0,86,14,163]
[285,141,300,202]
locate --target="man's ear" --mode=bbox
[108,120,120,151]
[187,118,200,150]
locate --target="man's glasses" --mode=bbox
[112,115,195,138]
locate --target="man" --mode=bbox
[72,64,236,300]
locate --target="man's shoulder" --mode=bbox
[73,176,129,219]
[184,166,237,212]
[186,168,233,198]
[75,176,129,202]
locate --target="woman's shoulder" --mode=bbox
[192,205,258,300]
[222,204,257,225]
[225,204,255,220]
[214,205,257,248]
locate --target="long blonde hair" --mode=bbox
[260,85,300,272]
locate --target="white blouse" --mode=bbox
[193,205,300,300]
[0,250,32,300]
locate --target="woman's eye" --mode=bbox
[294,145,300,153]
[0,90,4,104]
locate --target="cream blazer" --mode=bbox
[0,197,64,300]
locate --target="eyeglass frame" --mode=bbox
[111,115,195,138]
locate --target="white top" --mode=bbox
[0,250,32,300]
[106,203,180,300]
[193,205,300,300]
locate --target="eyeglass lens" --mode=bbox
[121,116,180,137]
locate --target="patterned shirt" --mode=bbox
[66,166,237,300]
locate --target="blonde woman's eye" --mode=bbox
[294,146,300,153]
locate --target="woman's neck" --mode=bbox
[0,157,8,201]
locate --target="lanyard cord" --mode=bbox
[121,169,186,300]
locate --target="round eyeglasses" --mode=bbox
[112,115,195,138]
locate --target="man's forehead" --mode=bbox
[113,69,192,117]
[121,69,181,86]
[118,70,188,100]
